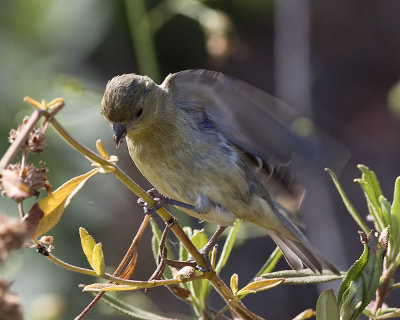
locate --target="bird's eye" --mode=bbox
[136,108,143,117]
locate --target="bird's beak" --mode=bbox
[112,122,127,148]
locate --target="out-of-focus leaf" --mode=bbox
[92,243,105,276]
[325,168,369,234]
[188,229,209,310]
[100,292,179,320]
[179,226,193,261]
[293,309,315,320]
[376,308,400,319]
[28,169,99,237]
[215,219,241,273]
[379,195,392,228]
[79,227,97,266]
[316,290,339,320]
[230,273,238,295]
[261,269,343,285]
[236,278,283,296]
[390,177,400,260]
[354,165,385,231]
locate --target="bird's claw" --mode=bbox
[137,188,169,214]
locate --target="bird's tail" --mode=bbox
[266,202,340,275]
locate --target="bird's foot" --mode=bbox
[138,188,197,214]
[137,188,169,215]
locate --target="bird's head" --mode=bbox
[101,73,160,147]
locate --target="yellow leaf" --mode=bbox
[230,273,239,295]
[293,309,315,320]
[79,227,97,267]
[236,278,284,296]
[83,283,141,292]
[92,243,105,276]
[33,169,99,237]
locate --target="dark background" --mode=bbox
[1,0,400,319]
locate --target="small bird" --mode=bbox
[101,69,341,274]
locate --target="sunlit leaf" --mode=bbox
[236,278,283,296]
[325,168,369,234]
[293,309,315,320]
[316,290,339,320]
[30,169,99,237]
[230,273,238,295]
[92,243,105,276]
[84,283,141,292]
[79,227,97,266]
[190,229,208,251]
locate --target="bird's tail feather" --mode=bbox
[266,230,339,275]
[266,203,340,275]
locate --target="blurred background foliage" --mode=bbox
[1,0,400,319]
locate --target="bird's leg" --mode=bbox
[141,189,227,272]
[137,188,197,214]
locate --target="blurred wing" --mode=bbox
[164,69,349,174]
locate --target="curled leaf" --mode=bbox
[25,169,99,237]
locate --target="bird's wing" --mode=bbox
[164,69,349,175]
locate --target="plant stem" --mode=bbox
[46,114,262,319]
[76,213,151,319]
[125,0,160,82]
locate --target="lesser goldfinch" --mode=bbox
[101,69,341,274]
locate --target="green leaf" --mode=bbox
[236,278,283,296]
[379,195,392,227]
[377,308,400,319]
[338,231,386,320]
[188,230,209,310]
[215,219,241,274]
[230,273,239,295]
[100,292,180,320]
[390,177,400,259]
[179,226,193,261]
[316,290,339,320]
[79,227,97,267]
[337,244,369,304]
[92,243,105,276]
[325,168,369,234]
[261,269,343,285]
[190,229,209,251]
[354,165,386,231]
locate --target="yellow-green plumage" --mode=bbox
[101,69,339,274]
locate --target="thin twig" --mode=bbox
[0,109,44,173]
[75,213,152,319]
